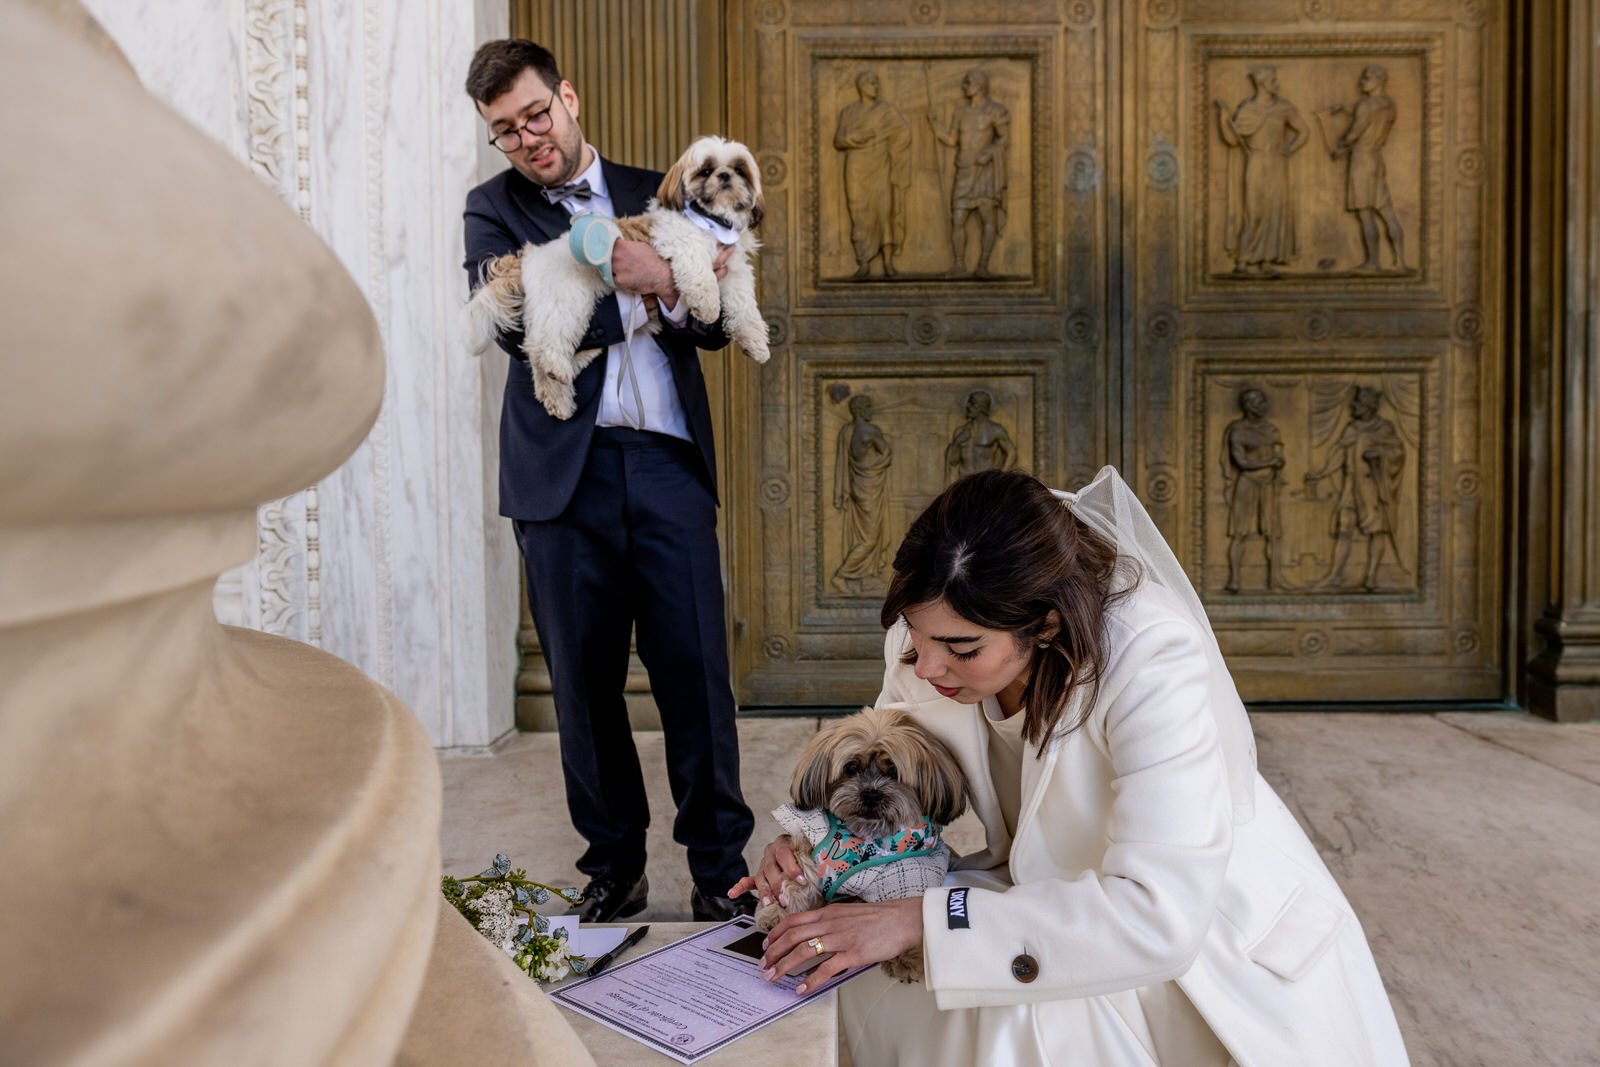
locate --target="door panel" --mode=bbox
[727,1,1110,704]
[1127,1,1504,699]
[727,0,1505,706]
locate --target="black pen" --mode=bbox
[587,924,649,977]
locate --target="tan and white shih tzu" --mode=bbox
[757,705,968,982]
[464,135,770,420]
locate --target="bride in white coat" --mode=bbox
[734,467,1409,1066]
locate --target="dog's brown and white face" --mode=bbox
[790,706,967,840]
[656,135,764,231]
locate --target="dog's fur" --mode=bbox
[757,705,968,982]
[463,135,770,419]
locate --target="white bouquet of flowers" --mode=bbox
[442,853,594,981]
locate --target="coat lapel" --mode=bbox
[957,702,1011,867]
[505,171,569,243]
[603,158,656,216]
[1014,741,1062,856]
[1010,685,1092,873]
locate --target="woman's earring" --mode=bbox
[1038,640,1052,649]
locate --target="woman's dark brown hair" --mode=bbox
[880,469,1135,748]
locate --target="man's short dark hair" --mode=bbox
[465,39,562,106]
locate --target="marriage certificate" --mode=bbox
[549,917,867,1064]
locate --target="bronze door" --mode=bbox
[726,0,1506,706]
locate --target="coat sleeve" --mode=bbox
[658,298,731,351]
[920,618,1234,1009]
[462,184,528,362]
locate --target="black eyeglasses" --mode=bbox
[489,97,563,153]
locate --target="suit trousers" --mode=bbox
[514,427,754,893]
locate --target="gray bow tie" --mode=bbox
[541,179,594,206]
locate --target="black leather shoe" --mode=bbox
[575,871,648,924]
[691,884,757,922]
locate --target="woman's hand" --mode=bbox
[726,835,807,907]
[760,898,924,994]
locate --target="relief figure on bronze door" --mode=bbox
[945,388,1018,483]
[1221,386,1286,593]
[834,70,912,280]
[1304,385,1408,593]
[1317,64,1408,273]
[831,393,894,596]
[927,67,1010,279]
[1215,65,1310,276]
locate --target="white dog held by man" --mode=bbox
[464,135,770,419]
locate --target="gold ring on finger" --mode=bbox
[808,936,826,956]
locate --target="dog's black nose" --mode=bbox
[716,168,731,181]
[860,788,883,808]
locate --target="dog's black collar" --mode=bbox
[688,199,739,232]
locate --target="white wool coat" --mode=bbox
[867,583,1410,1066]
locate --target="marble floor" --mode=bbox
[439,711,1600,1067]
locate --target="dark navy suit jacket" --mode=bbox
[463,159,730,521]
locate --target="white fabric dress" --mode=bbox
[839,470,1407,1065]
[838,581,1408,1067]
[840,696,1233,1067]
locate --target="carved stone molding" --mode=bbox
[245,0,293,195]
[242,0,322,645]
[361,0,396,677]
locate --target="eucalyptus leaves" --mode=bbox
[442,853,591,981]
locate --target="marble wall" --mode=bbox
[85,0,519,749]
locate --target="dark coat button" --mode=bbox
[1011,954,1039,983]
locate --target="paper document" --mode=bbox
[548,917,869,1064]
[544,915,629,959]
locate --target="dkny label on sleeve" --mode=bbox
[946,887,971,929]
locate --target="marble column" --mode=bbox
[83,0,521,748]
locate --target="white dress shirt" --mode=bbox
[553,149,692,439]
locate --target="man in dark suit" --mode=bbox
[462,39,755,923]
